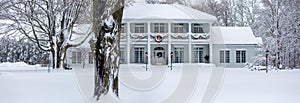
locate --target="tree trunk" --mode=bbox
[92,0,124,100]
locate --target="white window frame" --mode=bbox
[120,48,125,64]
[220,50,230,63]
[194,47,204,63]
[192,23,204,33]
[134,23,145,33]
[77,51,81,63]
[88,52,93,64]
[236,49,246,63]
[134,47,145,63]
[172,23,188,33]
[174,47,184,63]
[154,23,165,33]
[72,51,77,64]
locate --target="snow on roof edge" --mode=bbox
[212,26,261,45]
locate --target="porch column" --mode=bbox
[168,23,171,65]
[127,23,130,64]
[188,23,192,63]
[147,22,151,65]
[209,23,213,63]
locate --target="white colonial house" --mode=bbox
[67,4,262,68]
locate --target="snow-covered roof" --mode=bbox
[212,27,261,45]
[123,4,217,22]
[255,37,263,45]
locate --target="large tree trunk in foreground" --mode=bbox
[91,0,124,100]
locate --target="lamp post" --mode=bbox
[145,51,148,71]
[171,52,173,70]
[266,50,269,73]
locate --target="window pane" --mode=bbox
[225,51,230,63]
[174,47,184,63]
[134,47,145,63]
[192,23,204,33]
[236,51,241,63]
[89,52,93,64]
[241,51,246,63]
[220,51,224,63]
[194,47,203,63]
[77,52,81,63]
[72,52,76,64]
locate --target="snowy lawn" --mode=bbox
[1,63,300,103]
[0,63,86,103]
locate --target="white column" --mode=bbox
[147,22,151,65]
[168,23,171,65]
[188,23,192,63]
[127,23,131,64]
[209,23,213,63]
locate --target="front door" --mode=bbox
[153,47,166,65]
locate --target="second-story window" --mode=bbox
[151,23,168,33]
[135,23,145,33]
[172,23,188,33]
[192,23,204,33]
[130,23,147,33]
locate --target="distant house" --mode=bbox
[67,4,262,68]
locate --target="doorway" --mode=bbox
[153,47,166,65]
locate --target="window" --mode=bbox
[194,47,203,63]
[220,50,230,63]
[72,51,82,64]
[121,23,126,33]
[152,23,167,33]
[130,23,146,33]
[242,51,246,63]
[192,23,204,33]
[236,50,246,63]
[134,23,145,33]
[172,23,188,33]
[134,47,145,63]
[120,48,125,64]
[77,51,81,63]
[72,52,77,64]
[88,52,93,64]
[174,47,184,63]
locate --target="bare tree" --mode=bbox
[91,0,125,99]
[0,0,91,69]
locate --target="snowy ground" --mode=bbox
[0,62,300,103]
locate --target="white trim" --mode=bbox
[134,46,145,48]
[235,49,247,51]
[174,46,184,48]
[220,49,230,51]
[194,46,204,48]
